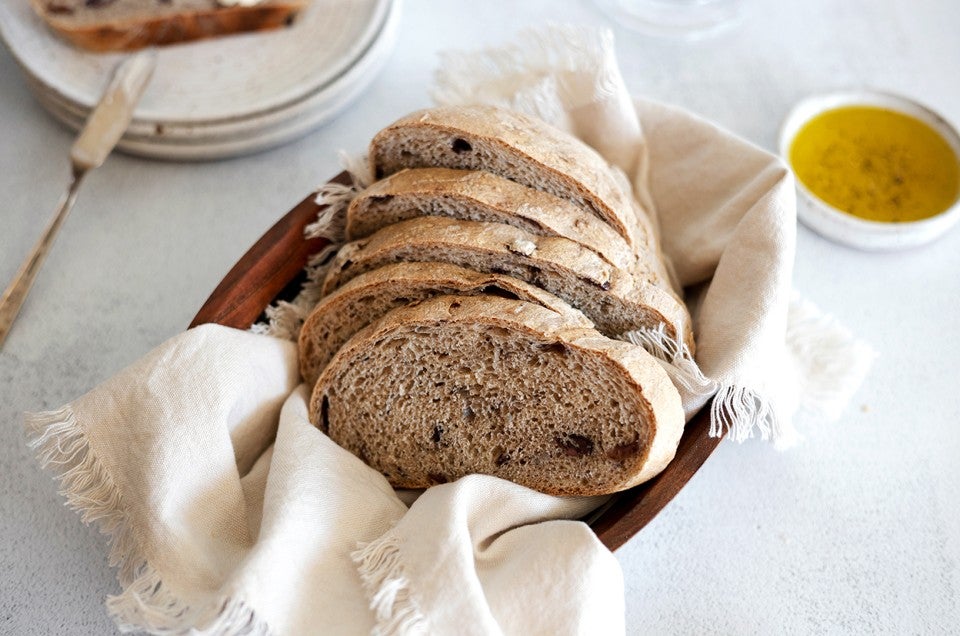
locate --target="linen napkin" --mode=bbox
[27,23,875,636]
[27,325,621,634]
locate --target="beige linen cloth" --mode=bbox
[27,25,872,635]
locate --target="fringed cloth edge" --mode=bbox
[351,533,429,636]
[251,152,373,342]
[25,406,271,636]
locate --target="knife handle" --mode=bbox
[0,169,85,349]
[71,50,156,171]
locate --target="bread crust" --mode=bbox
[298,261,593,387]
[31,0,307,52]
[308,294,684,496]
[347,167,641,274]
[370,105,658,252]
[322,216,695,350]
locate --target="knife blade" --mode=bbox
[0,50,157,349]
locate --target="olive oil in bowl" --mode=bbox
[781,91,960,250]
[789,106,960,223]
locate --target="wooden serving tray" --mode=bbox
[190,174,722,551]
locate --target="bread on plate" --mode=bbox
[32,0,310,51]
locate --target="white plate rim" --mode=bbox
[28,0,401,160]
[22,0,399,141]
[0,0,392,123]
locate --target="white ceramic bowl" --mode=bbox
[779,90,960,250]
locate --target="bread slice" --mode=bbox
[308,294,684,496]
[321,216,694,350]
[298,262,593,387]
[368,105,656,252]
[346,167,641,274]
[32,0,308,52]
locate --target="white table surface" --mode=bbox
[2,0,959,633]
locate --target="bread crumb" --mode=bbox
[507,238,537,256]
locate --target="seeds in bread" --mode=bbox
[32,0,309,52]
[369,105,657,252]
[347,167,643,275]
[321,216,694,350]
[308,294,684,497]
[298,262,593,387]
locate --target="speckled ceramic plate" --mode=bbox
[0,0,399,158]
[16,0,400,159]
[0,0,392,121]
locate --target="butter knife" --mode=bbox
[0,51,157,349]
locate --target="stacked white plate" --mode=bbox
[0,0,400,160]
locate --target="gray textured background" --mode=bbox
[2,0,959,633]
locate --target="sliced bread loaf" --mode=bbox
[346,167,641,275]
[308,294,684,496]
[321,216,694,350]
[298,262,593,387]
[32,0,308,52]
[368,105,657,252]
